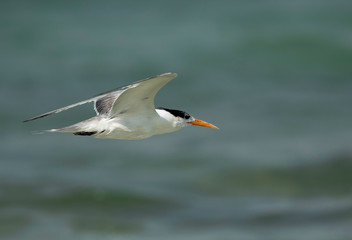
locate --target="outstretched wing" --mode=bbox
[23,73,177,122]
[107,72,177,117]
[22,97,99,122]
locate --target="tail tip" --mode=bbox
[31,129,58,135]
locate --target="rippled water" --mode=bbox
[1,0,352,239]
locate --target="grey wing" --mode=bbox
[94,93,121,115]
[23,97,99,122]
[108,72,177,117]
[23,90,125,122]
[23,82,128,122]
[23,73,177,122]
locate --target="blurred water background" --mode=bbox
[1,0,352,239]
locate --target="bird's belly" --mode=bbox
[94,119,178,140]
[96,128,154,140]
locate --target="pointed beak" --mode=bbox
[189,119,219,129]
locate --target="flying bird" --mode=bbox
[23,73,218,140]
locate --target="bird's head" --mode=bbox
[157,107,219,129]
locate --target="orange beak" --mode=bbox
[189,119,219,129]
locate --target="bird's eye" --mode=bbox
[184,114,190,119]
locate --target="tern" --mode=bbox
[24,73,218,139]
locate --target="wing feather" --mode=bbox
[23,73,177,122]
[94,94,120,115]
[23,98,98,122]
[109,73,177,116]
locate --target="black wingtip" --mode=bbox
[23,117,36,123]
[23,113,51,123]
[23,118,33,123]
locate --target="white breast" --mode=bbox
[95,110,183,140]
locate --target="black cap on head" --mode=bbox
[158,107,191,119]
